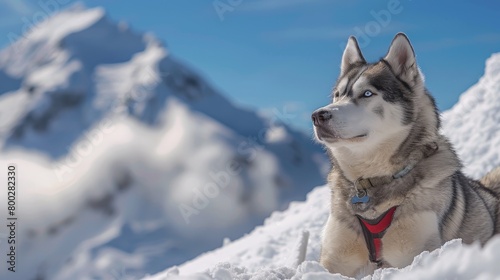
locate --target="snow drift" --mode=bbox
[146,53,500,280]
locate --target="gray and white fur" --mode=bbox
[313,33,500,278]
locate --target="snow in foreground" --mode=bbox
[146,186,500,280]
[158,239,500,280]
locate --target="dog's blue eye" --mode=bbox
[363,90,373,97]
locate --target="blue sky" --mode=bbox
[1,0,499,131]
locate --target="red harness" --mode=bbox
[356,206,398,266]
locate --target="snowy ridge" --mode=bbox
[147,53,500,280]
[0,6,328,280]
[442,53,500,179]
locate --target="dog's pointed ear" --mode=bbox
[341,36,366,76]
[384,33,419,83]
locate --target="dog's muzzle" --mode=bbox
[311,109,333,127]
[312,109,339,140]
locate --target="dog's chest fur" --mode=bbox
[381,211,441,267]
[322,191,442,276]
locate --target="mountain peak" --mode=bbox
[8,5,105,49]
[0,6,148,78]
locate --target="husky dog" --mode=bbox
[313,33,500,277]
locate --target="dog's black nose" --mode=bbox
[312,110,332,126]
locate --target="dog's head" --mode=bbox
[313,33,430,154]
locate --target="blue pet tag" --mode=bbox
[351,190,370,204]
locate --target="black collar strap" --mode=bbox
[357,164,414,190]
[356,141,439,190]
[356,206,398,266]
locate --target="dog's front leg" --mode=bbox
[320,215,373,277]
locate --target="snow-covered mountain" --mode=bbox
[146,53,500,279]
[0,6,328,280]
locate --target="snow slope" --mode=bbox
[0,6,328,280]
[442,53,500,179]
[147,191,500,279]
[146,53,500,280]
